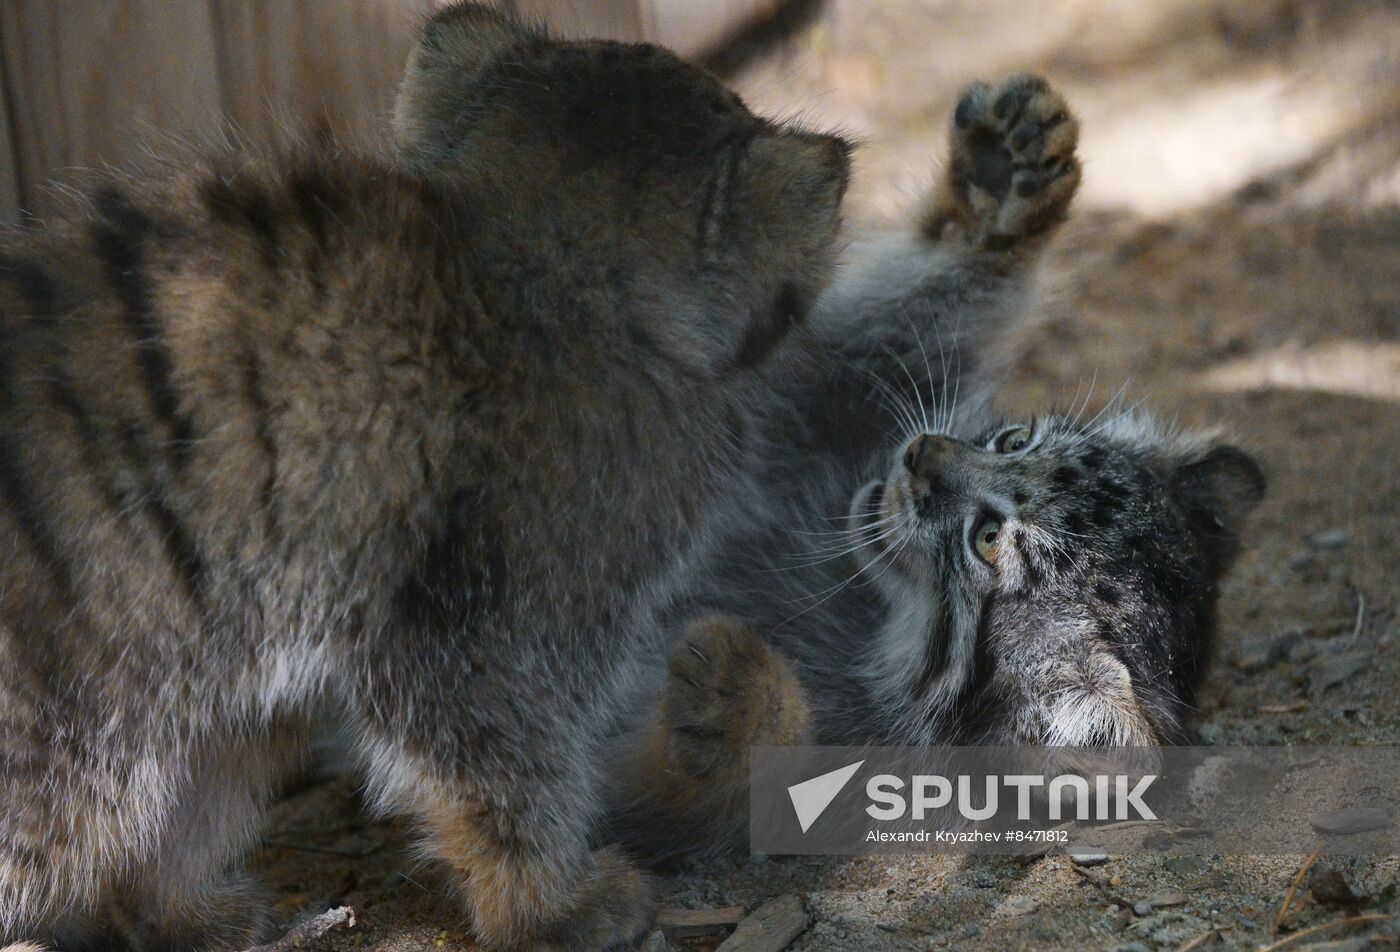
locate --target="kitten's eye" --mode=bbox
[972,516,1002,566]
[994,426,1033,454]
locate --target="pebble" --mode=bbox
[1308,529,1349,550]
[1147,892,1188,908]
[1310,651,1370,691]
[1132,901,1153,917]
[1311,806,1391,835]
[1070,848,1110,867]
[1163,856,1205,876]
[999,895,1040,917]
[1307,859,1370,904]
[1233,630,1304,672]
[1128,911,1209,946]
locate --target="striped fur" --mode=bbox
[0,4,852,949]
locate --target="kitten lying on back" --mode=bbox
[606,76,1265,863]
[0,5,854,950]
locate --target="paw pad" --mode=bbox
[945,73,1081,244]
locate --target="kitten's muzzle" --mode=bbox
[903,432,958,484]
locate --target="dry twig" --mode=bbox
[1258,912,1387,952]
[239,906,356,952]
[1272,850,1319,933]
[1176,928,1219,951]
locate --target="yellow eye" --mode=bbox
[994,426,1033,453]
[973,516,1002,565]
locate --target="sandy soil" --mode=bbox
[250,2,1400,948]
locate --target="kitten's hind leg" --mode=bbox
[364,751,654,952]
[924,74,1081,255]
[107,718,308,952]
[611,615,812,866]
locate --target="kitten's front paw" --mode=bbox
[927,73,1080,250]
[662,615,811,781]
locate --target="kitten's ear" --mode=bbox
[1171,445,1266,536]
[718,131,851,265]
[393,3,530,167]
[708,130,851,366]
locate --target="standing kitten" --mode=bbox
[0,5,850,949]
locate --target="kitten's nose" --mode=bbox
[903,433,956,478]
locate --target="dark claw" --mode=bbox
[1010,122,1038,152]
[687,642,709,663]
[993,88,1020,120]
[954,94,976,130]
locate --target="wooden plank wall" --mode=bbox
[0,0,781,222]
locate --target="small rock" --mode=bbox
[1070,848,1110,867]
[1309,529,1349,550]
[962,924,981,939]
[1147,892,1188,908]
[1290,639,1321,664]
[1234,630,1304,672]
[1311,806,1391,835]
[1163,856,1206,876]
[1308,859,1369,905]
[1128,911,1209,946]
[1132,901,1153,917]
[999,895,1040,917]
[1310,651,1370,692]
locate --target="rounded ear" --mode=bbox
[718,130,851,265]
[1170,444,1266,535]
[393,3,530,168]
[710,130,851,367]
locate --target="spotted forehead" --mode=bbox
[998,430,1187,567]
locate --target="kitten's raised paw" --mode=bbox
[662,615,811,782]
[926,73,1081,251]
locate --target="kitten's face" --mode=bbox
[853,413,1264,745]
[391,5,850,375]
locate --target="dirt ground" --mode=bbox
[251,1,1400,948]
